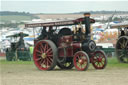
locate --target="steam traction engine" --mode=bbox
[6,32,31,61]
[111,23,128,63]
[25,13,107,71]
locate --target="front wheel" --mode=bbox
[73,51,89,71]
[91,50,107,69]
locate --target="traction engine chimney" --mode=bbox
[84,13,91,39]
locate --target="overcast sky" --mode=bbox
[0,0,128,1]
[1,0,128,13]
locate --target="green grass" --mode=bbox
[0,60,33,65]
[0,15,32,22]
[0,57,128,68]
[107,58,128,68]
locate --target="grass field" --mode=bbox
[107,58,128,68]
[0,57,128,68]
[0,15,32,22]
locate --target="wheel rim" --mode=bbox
[73,51,89,71]
[116,36,128,63]
[91,51,107,69]
[33,41,54,70]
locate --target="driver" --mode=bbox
[37,26,47,40]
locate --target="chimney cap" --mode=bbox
[84,13,90,17]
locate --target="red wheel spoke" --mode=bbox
[82,58,87,64]
[98,53,102,58]
[45,59,47,67]
[47,58,52,66]
[44,44,48,52]
[40,59,44,64]
[84,61,87,65]
[97,62,100,67]
[80,64,82,69]
[80,54,82,57]
[35,49,42,54]
[100,62,104,66]
[37,53,41,57]
[82,64,86,68]
[47,58,50,66]
[35,57,42,61]
[46,50,53,55]
[48,50,53,54]
[93,58,97,63]
[46,48,52,54]
[40,44,44,52]
[41,59,45,65]
[47,54,53,57]
[47,56,53,63]
[45,58,49,68]
[44,44,47,52]
[84,59,87,62]
[101,57,103,61]
[46,58,51,68]
[95,55,98,58]
[77,55,80,60]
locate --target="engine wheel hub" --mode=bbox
[78,59,84,65]
[41,53,47,59]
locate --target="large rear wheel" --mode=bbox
[6,48,16,61]
[33,40,57,70]
[116,36,128,63]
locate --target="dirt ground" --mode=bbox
[0,62,128,85]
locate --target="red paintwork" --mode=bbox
[58,35,81,57]
[58,35,73,57]
[59,35,73,44]
[73,51,89,71]
[91,51,107,69]
[58,49,64,57]
[58,47,73,57]
[71,42,81,50]
[33,40,54,70]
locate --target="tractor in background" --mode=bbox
[6,32,32,61]
[111,23,128,63]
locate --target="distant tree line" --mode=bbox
[74,11,128,14]
[0,11,39,19]
[0,11,31,16]
[0,11,40,28]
